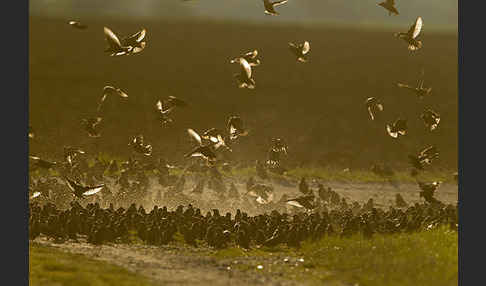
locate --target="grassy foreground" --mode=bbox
[210,227,458,286]
[29,244,155,286]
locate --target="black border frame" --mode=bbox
[1,0,474,285]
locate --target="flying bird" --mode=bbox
[386,118,407,138]
[421,109,441,131]
[263,0,288,16]
[233,58,256,89]
[166,96,188,109]
[81,117,102,137]
[97,85,128,112]
[29,125,35,139]
[365,97,384,121]
[289,41,310,63]
[201,128,232,151]
[286,194,316,210]
[104,27,133,56]
[121,28,147,54]
[394,17,423,51]
[408,146,439,170]
[65,177,105,198]
[397,70,432,99]
[230,50,261,67]
[378,0,399,16]
[68,20,87,29]
[227,115,248,140]
[63,146,85,165]
[185,129,218,163]
[155,100,174,125]
[29,156,57,170]
[129,135,152,156]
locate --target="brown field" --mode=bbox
[29,17,457,170]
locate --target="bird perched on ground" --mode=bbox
[408,146,439,170]
[394,17,423,51]
[288,41,310,63]
[97,85,128,112]
[365,97,384,121]
[185,129,218,163]
[386,118,407,138]
[418,181,441,203]
[65,177,105,199]
[227,115,248,140]
[230,50,261,67]
[29,156,57,170]
[81,117,102,137]
[63,146,85,165]
[397,70,432,99]
[103,27,134,56]
[120,28,147,55]
[299,177,312,195]
[286,194,316,210]
[421,109,440,131]
[68,20,87,29]
[378,0,399,16]
[129,135,153,156]
[263,0,288,15]
[233,58,256,89]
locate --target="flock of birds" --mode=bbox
[29,1,457,247]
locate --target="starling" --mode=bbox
[394,17,423,51]
[289,41,310,63]
[263,0,288,16]
[378,0,399,16]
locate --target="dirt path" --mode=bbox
[33,236,304,286]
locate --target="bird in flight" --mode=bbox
[227,115,249,140]
[121,28,147,55]
[97,85,128,112]
[394,17,423,51]
[233,58,256,89]
[65,177,105,198]
[421,109,441,131]
[386,118,407,138]
[63,146,85,166]
[81,117,102,137]
[68,20,87,29]
[230,50,261,67]
[104,27,134,56]
[408,146,439,170]
[129,135,153,156]
[185,128,219,164]
[29,156,57,170]
[378,0,399,16]
[28,125,35,139]
[286,194,316,210]
[289,41,310,63]
[365,97,384,121]
[397,69,432,99]
[263,0,288,16]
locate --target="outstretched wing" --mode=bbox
[239,58,252,79]
[187,129,202,145]
[273,0,288,7]
[302,41,310,55]
[104,27,122,49]
[82,185,105,196]
[411,17,423,39]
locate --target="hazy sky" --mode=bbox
[30,0,457,31]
